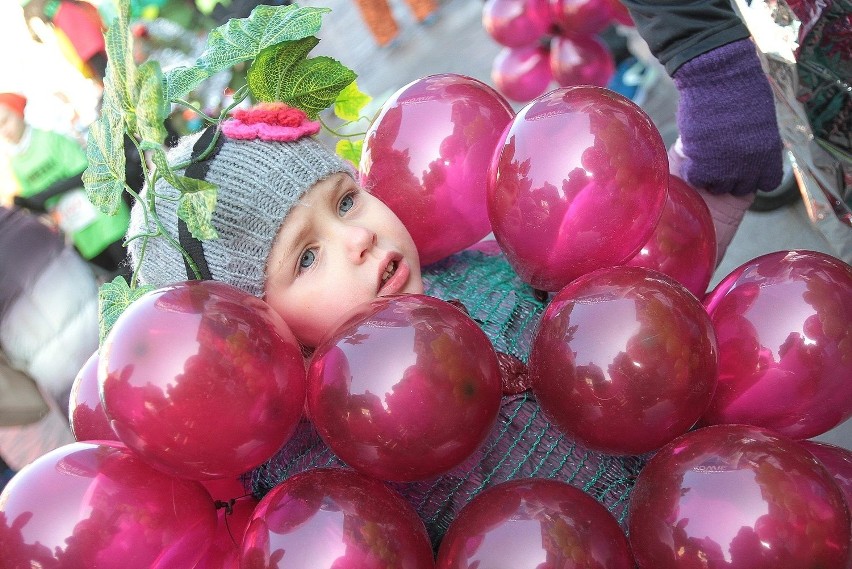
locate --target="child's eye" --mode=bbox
[299,249,316,270]
[338,192,356,215]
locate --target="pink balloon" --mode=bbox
[799,440,852,506]
[549,0,615,35]
[482,0,552,47]
[491,45,553,102]
[488,86,668,291]
[529,266,718,454]
[101,280,307,480]
[702,250,852,439]
[0,441,217,568]
[436,478,634,568]
[360,74,514,266]
[201,476,248,502]
[626,174,716,298]
[195,497,258,569]
[69,350,118,442]
[549,33,615,87]
[241,468,434,569]
[629,425,851,569]
[307,294,502,482]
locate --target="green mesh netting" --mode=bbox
[248,248,646,548]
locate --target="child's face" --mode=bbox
[0,106,24,145]
[264,172,424,348]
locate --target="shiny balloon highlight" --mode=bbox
[491,45,553,102]
[436,478,634,568]
[100,280,307,480]
[530,266,718,454]
[702,250,852,438]
[0,442,217,568]
[488,86,669,291]
[307,294,502,482]
[360,73,514,265]
[626,174,716,298]
[241,468,434,569]
[629,425,851,569]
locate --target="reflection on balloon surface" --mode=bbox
[360,74,514,265]
[488,86,668,291]
[702,250,852,439]
[626,174,716,298]
[549,34,615,88]
[307,294,502,482]
[530,266,718,454]
[482,0,552,48]
[241,468,433,569]
[799,440,852,507]
[436,478,633,568]
[491,45,553,103]
[0,442,216,568]
[69,351,118,442]
[101,280,306,480]
[629,425,851,569]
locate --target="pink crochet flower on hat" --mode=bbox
[222,102,321,141]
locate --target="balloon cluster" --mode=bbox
[482,0,633,102]
[3,72,852,568]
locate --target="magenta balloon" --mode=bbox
[241,468,434,569]
[360,74,514,266]
[629,425,852,569]
[201,476,248,502]
[488,86,668,291]
[436,478,633,568]
[307,294,502,482]
[491,45,553,102]
[549,0,615,35]
[549,33,615,87]
[702,250,852,439]
[604,0,635,26]
[799,440,852,507]
[100,280,307,480]
[0,442,217,568]
[626,174,716,298]
[482,0,552,48]
[195,497,257,569]
[529,266,718,455]
[69,350,118,442]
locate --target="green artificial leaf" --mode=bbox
[98,276,155,344]
[134,60,168,150]
[103,0,138,134]
[333,80,372,122]
[83,87,126,215]
[176,176,219,240]
[276,56,356,119]
[247,36,320,102]
[164,4,329,101]
[336,138,363,166]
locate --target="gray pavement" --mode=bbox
[308,0,851,449]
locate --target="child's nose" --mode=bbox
[344,225,377,263]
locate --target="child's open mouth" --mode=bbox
[381,260,398,285]
[378,257,410,295]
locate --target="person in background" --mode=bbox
[353,0,438,47]
[21,0,108,85]
[0,92,131,277]
[0,205,99,416]
[620,0,784,264]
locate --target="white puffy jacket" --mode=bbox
[0,206,99,411]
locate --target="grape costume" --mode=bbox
[247,246,646,547]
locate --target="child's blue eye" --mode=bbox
[338,193,355,215]
[299,249,316,269]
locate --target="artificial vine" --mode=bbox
[83,1,373,342]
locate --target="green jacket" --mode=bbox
[10,127,129,259]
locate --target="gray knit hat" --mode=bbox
[128,124,351,298]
